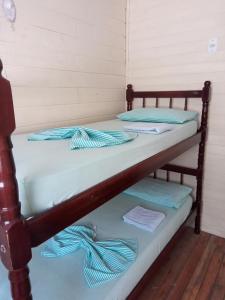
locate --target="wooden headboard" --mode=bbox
[126,82,210,132]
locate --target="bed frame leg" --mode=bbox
[9,267,32,300]
[194,167,203,235]
[195,171,203,235]
[195,163,203,235]
[0,138,33,299]
[0,136,33,300]
[195,212,201,234]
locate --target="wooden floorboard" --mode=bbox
[137,227,225,300]
[182,236,220,300]
[209,254,225,300]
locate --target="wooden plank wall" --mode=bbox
[127,0,225,238]
[0,0,126,132]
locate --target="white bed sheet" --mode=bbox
[12,119,197,215]
[0,193,192,300]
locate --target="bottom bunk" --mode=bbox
[0,191,192,300]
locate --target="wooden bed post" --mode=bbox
[0,59,32,299]
[126,84,134,111]
[195,81,211,234]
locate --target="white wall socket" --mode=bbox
[208,37,218,54]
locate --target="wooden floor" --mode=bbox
[137,227,225,300]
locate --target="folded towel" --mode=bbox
[28,127,137,149]
[123,206,165,232]
[124,122,175,134]
[41,225,137,287]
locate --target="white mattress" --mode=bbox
[0,193,192,300]
[12,119,197,216]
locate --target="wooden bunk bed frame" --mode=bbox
[0,58,210,300]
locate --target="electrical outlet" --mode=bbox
[208,38,218,54]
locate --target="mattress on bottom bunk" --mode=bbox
[0,193,192,300]
[12,119,197,215]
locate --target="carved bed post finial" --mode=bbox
[0,59,16,136]
[0,58,3,74]
[195,80,211,234]
[200,80,211,134]
[204,80,211,88]
[0,59,32,299]
[126,84,134,111]
[201,81,211,129]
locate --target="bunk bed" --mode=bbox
[0,58,210,300]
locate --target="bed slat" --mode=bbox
[161,164,199,177]
[166,171,170,182]
[143,98,146,108]
[180,173,184,185]
[184,98,188,111]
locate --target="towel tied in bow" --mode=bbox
[41,225,137,287]
[28,127,137,149]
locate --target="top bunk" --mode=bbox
[13,118,197,216]
[0,58,211,247]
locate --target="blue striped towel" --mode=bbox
[41,225,137,287]
[28,127,137,149]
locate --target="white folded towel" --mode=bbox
[123,206,165,232]
[124,122,175,134]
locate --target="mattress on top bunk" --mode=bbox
[12,119,197,216]
[0,193,192,300]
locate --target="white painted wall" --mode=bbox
[127,0,225,238]
[0,0,126,132]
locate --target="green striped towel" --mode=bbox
[41,225,137,287]
[28,127,137,149]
